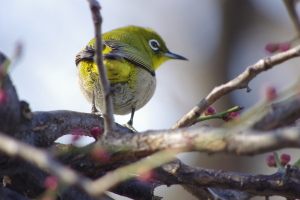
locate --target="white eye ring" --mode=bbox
[149,39,159,51]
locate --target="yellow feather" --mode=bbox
[76,25,187,125]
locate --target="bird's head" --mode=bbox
[119,26,188,71]
[139,27,188,70]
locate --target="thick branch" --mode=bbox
[17,111,130,147]
[57,125,300,178]
[172,44,300,129]
[0,132,107,199]
[252,95,300,130]
[11,91,300,174]
[0,187,30,200]
[155,160,300,199]
[56,93,300,173]
[0,75,21,135]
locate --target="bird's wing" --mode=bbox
[75,40,155,76]
[75,44,97,65]
[104,40,155,76]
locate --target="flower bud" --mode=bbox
[44,176,58,190]
[265,43,279,53]
[279,42,291,52]
[90,127,102,140]
[0,89,9,105]
[223,112,240,122]
[91,146,109,162]
[266,86,276,102]
[137,166,155,181]
[203,107,217,116]
[266,155,276,167]
[280,154,291,166]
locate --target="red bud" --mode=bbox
[265,43,279,53]
[279,42,291,52]
[280,154,291,166]
[266,155,277,167]
[204,107,217,116]
[0,89,9,105]
[266,86,276,102]
[91,146,109,162]
[44,176,58,190]
[140,170,155,181]
[225,112,240,122]
[90,127,102,140]
[137,166,155,181]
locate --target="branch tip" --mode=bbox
[88,0,101,10]
[246,85,252,93]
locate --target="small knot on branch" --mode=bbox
[264,57,272,70]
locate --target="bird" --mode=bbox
[76,25,187,128]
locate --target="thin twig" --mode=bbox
[172,44,300,129]
[283,0,300,34]
[195,106,243,123]
[87,0,116,136]
[86,148,184,196]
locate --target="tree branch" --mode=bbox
[283,0,300,35]
[172,43,300,129]
[252,95,300,130]
[87,0,116,135]
[0,132,107,199]
[0,74,21,135]
[154,160,300,199]
[0,187,30,200]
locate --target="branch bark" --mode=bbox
[87,0,116,135]
[0,132,107,199]
[155,160,300,199]
[283,0,300,34]
[172,44,300,129]
[58,125,300,175]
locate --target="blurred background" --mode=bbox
[1,0,300,199]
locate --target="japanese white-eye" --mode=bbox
[76,26,187,126]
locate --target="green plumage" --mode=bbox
[76,25,187,127]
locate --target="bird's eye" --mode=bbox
[149,39,159,51]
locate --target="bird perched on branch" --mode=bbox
[76,26,187,127]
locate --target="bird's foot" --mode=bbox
[91,103,98,113]
[91,105,102,116]
[123,122,138,132]
[93,111,102,116]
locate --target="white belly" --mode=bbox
[77,67,156,115]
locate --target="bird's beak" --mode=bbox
[164,51,188,60]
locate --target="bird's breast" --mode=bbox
[77,60,156,115]
[112,66,156,115]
